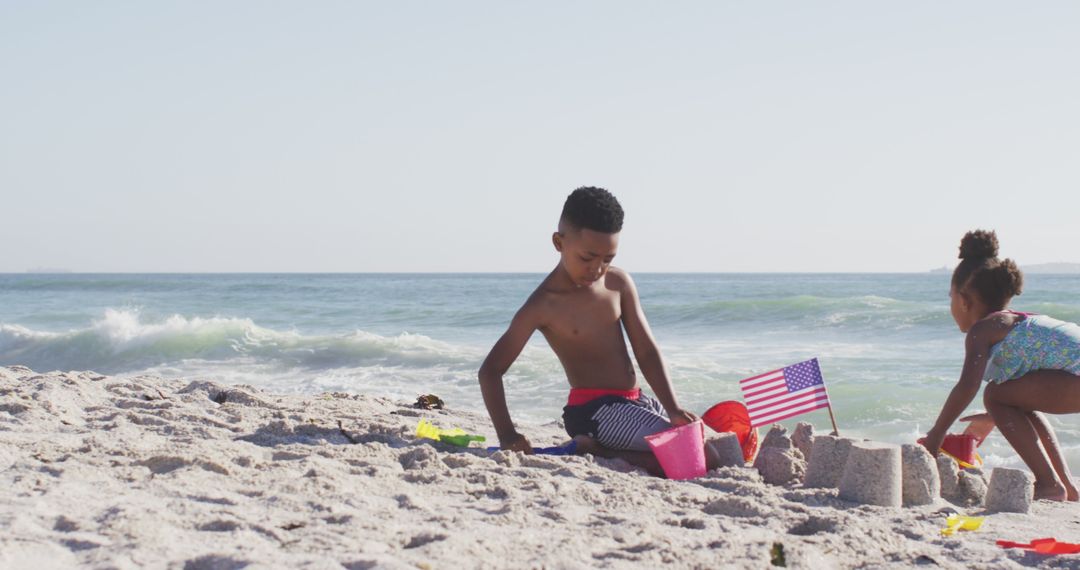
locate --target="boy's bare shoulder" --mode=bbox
[521,283,552,309]
[516,274,563,325]
[604,266,634,291]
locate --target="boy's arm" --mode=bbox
[617,270,696,424]
[478,302,541,452]
[922,320,995,454]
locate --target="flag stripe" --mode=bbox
[752,398,831,427]
[742,375,785,389]
[740,375,784,391]
[738,368,783,386]
[746,386,828,412]
[741,379,787,399]
[753,396,831,423]
[743,385,787,402]
[742,382,785,397]
[748,390,829,419]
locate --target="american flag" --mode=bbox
[739,358,831,427]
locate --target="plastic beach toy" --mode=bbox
[917,433,984,469]
[941,514,984,537]
[415,420,486,447]
[645,420,707,480]
[702,401,759,463]
[940,434,983,469]
[997,538,1080,555]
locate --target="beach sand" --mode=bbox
[2,366,1078,569]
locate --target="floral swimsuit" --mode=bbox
[983,312,1080,384]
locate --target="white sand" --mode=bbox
[2,366,1079,569]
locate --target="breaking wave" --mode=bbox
[0,309,482,374]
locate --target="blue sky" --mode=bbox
[2,2,1078,272]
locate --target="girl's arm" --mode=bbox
[923,320,998,453]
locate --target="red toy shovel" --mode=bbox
[997,538,1080,555]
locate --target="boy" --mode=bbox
[478,186,720,475]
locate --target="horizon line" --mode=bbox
[2,270,1073,276]
[10,262,1079,274]
[7,262,1080,276]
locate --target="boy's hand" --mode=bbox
[667,409,700,427]
[500,432,534,454]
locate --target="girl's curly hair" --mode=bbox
[951,229,1023,310]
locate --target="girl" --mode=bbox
[923,230,1080,501]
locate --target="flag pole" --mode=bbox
[814,357,839,436]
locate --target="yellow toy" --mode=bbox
[941,514,984,537]
[415,420,486,447]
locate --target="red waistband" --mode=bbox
[567,387,640,407]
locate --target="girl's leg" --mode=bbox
[1027,411,1079,501]
[984,393,1063,500]
[983,370,1080,501]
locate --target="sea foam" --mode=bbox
[0,309,483,374]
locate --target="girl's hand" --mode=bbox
[668,408,700,426]
[959,412,995,445]
[920,429,945,456]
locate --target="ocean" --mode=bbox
[3,272,1079,469]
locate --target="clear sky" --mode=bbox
[2,2,1078,273]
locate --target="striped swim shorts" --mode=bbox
[562,392,672,452]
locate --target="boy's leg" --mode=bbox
[573,435,664,477]
[590,397,672,452]
[574,435,724,476]
[1027,411,1080,501]
[576,396,680,477]
[984,370,1080,501]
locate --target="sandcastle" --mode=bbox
[746,423,1033,513]
[985,468,1034,513]
[707,432,746,468]
[804,434,854,488]
[937,455,961,498]
[937,455,989,507]
[901,444,940,506]
[956,470,989,507]
[759,423,793,450]
[752,425,807,486]
[838,441,902,507]
[791,422,814,463]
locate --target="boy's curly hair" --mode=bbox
[560,186,624,233]
[951,229,1024,311]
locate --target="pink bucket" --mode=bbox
[645,420,707,480]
